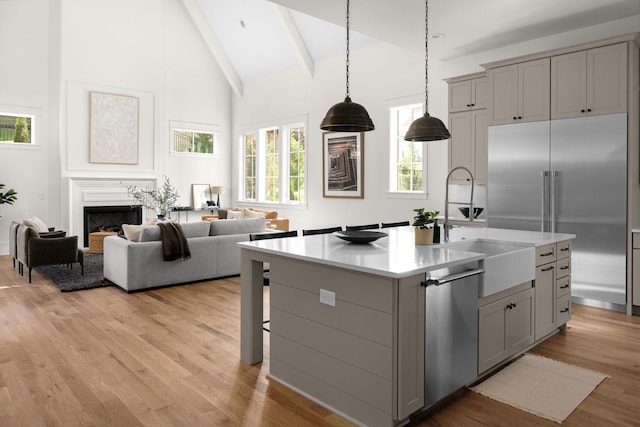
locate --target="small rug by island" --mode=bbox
[35,254,113,292]
[470,354,609,423]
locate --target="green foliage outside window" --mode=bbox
[0,114,32,143]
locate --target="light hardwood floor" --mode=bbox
[1,255,639,426]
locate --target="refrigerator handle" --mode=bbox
[541,170,549,233]
[550,170,557,234]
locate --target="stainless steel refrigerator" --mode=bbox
[488,113,627,311]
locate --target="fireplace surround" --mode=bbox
[83,205,142,247]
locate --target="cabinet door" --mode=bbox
[448,112,472,181]
[478,297,509,374]
[507,288,534,354]
[473,110,488,183]
[551,51,587,119]
[449,80,473,113]
[535,263,557,340]
[587,43,627,116]
[472,77,488,110]
[396,275,425,419]
[518,58,550,123]
[488,64,518,125]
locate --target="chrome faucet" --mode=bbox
[444,166,475,243]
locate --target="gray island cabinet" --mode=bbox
[239,227,574,427]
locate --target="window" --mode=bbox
[169,121,218,156]
[389,104,425,193]
[0,112,34,144]
[241,121,306,205]
[243,133,257,200]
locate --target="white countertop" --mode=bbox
[238,226,575,279]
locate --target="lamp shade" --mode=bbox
[320,96,375,132]
[211,185,224,195]
[404,112,450,141]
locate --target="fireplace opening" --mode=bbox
[83,205,142,247]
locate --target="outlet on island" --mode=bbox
[319,289,336,307]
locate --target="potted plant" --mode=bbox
[412,208,439,245]
[0,183,18,206]
[125,175,179,219]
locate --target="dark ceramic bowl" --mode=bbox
[459,207,484,219]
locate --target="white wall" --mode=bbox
[0,0,233,253]
[0,0,52,253]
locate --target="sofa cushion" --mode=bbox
[122,224,144,241]
[209,217,265,236]
[240,208,265,219]
[227,209,242,219]
[139,221,211,242]
[249,208,278,219]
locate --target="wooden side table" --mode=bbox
[89,231,117,254]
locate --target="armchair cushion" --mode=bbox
[23,216,48,233]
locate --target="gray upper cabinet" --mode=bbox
[551,43,627,119]
[487,58,550,126]
[448,76,487,113]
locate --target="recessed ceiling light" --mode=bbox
[431,33,444,39]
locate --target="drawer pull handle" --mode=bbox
[560,284,569,289]
[541,266,554,272]
[560,266,569,270]
[506,303,517,310]
[560,247,569,252]
[560,308,569,313]
[540,251,554,257]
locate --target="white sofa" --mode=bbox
[103,218,266,292]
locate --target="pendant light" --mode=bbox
[320,0,375,132]
[404,0,450,141]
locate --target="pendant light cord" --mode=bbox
[424,0,429,114]
[345,0,351,99]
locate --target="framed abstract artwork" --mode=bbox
[89,91,139,164]
[322,131,364,198]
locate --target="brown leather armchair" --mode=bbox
[16,225,84,283]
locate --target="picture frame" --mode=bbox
[89,91,139,164]
[322,131,364,198]
[192,184,211,211]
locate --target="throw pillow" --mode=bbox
[240,208,265,220]
[24,216,49,233]
[227,209,242,219]
[122,224,144,241]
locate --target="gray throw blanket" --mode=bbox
[158,222,191,261]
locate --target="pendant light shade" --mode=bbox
[404,112,450,141]
[404,0,449,141]
[320,0,375,132]
[320,96,375,132]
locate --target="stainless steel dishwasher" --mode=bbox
[423,262,484,408]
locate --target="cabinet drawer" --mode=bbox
[557,294,571,325]
[536,243,556,266]
[633,233,640,249]
[557,258,571,278]
[557,240,571,259]
[556,275,571,297]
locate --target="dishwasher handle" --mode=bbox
[421,268,485,287]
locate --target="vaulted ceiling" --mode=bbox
[183,0,640,95]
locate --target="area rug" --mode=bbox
[35,254,113,292]
[470,354,609,423]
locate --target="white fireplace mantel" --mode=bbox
[68,177,156,242]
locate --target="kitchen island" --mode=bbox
[239,226,575,427]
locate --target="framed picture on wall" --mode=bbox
[89,91,139,164]
[322,131,364,198]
